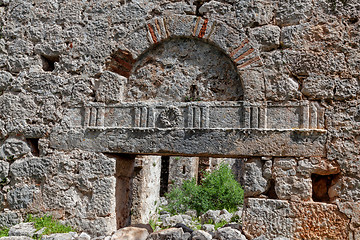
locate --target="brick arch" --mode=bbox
[106,15,263,81]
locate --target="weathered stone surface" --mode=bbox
[146,228,183,240]
[162,215,185,228]
[50,128,327,157]
[200,210,220,224]
[95,71,126,104]
[338,201,360,238]
[1,0,360,239]
[201,224,215,232]
[7,185,36,209]
[10,158,53,181]
[250,25,281,51]
[243,198,350,239]
[0,138,30,160]
[191,230,212,240]
[131,155,161,224]
[126,38,243,102]
[8,222,36,237]
[273,158,312,201]
[111,227,149,240]
[301,74,335,99]
[235,1,276,27]
[275,0,313,26]
[0,237,33,240]
[77,232,91,240]
[243,158,268,197]
[168,156,198,191]
[0,212,20,228]
[0,160,9,179]
[41,232,77,240]
[214,227,247,240]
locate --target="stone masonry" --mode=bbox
[0,0,359,239]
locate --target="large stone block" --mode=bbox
[0,212,20,228]
[50,128,327,157]
[10,158,53,181]
[243,198,350,239]
[7,185,36,209]
[0,138,30,160]
[243,158,268,197]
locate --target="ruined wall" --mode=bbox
[0,0,359,239]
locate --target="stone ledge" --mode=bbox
[50,128,326,157]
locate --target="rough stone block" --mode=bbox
[147,228,184,240]
[0,138,30,160]
[243,158,268,197]
[8,222,36,237]
[0,212,20,228]
[7,185,36,209]
[10,158,53,181]
[275,0,313,26]
[95,71,126,104]
[243,198,349,239]
[111,227,149,240]
[250,25,281,51]
[0,160,9,179]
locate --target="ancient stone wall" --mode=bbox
[0,0,359,239]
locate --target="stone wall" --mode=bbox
[0,0,359,239]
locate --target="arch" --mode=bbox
[125,36,244,102]
[106,15,263,82]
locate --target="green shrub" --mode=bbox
[26,214,75,238]
[0,227,9,237]
[165,163,244,215]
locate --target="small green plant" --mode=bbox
[165,164,244,215]
[184,96,201,102]
[26,214,75,239]
[149,219,157,231]
[231,215,240,223]
[214,220,228,230]
[7,155,14,163]
[0,227,9,237]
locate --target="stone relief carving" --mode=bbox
[158,106,182,128]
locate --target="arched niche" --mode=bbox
[125,37,243,102]
[105,15,263,101]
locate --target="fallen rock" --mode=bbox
[111,227,149,240]
[0,237,33,240]
[201,224,215,232]
[146,227,183,240]
[130,224,153,234]
[191,230,213,240]
[214,227,247,240]
[41,232,77,240]
[218,209,232,223]
[162,215,184,227]
[183,232,191,240]
[201,210,221,224]
[174,223,193,233]
[77,232,91,240]
[222,223,241,231]
[8,223,36,238]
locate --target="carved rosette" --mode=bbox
[158,106,182,128]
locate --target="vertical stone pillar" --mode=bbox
[131,155,161,224]
[115,154,136,229]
